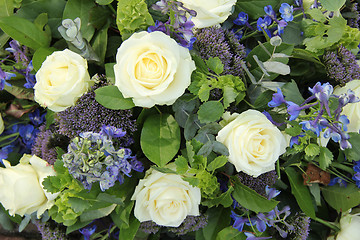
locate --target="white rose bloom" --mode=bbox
[0,154,59,218]
[179,0,236,28]
[114,31,195,108]
[131,168,201,227]
[336,213,360,240]
[216,110,287,177]
[333,80,360,133]
[0,115,4,134]
[34,49,93,112]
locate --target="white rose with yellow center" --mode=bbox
[131,167,201,227]
[179,0,236,28]
[114,31,195,108]
[216,110,287,177]
[34,49,92,112]
[0,154,59,218]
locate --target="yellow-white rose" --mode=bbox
[216,110,287,177]
[336,212,360,240]
[34,49,92,112]
[0,114,4,135]
[179,0,236,28]
[114,31,195,108]
[333,80,360,133]
[0,154,59,218]
[131,168,201,227]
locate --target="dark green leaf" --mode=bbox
[212,141,229,156]
[80,204,116,222]
[202,207,231,240]
[235,0,279,19]
[66,220,92,234]
[192,54,209,74]
[281,80,305,105]
[198,101,224,124]
[197,140,213,157]
[118,214,140,240]
[141,114,181,167]
[207,156,228,172]
[231,177,279,213]
[282,21,304,46]
[344,133,360,161]
[0,15,50,50]
[63,0,96,41]
[105,63,116,84]
[184,114,200,140]
[151,166,177,174]
[91,23,109,63]
[96,0,114,4]
[216,226,246,240]
[322,183,360,212]
[96,193,124,205]
[285,167,316,218]
[95,85,135,110]
[253,89,274,110]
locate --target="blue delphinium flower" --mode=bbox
[19,124,39,149]
[353,161,360,188]
[234,12,249,25]
[279,3,294,22]
[257,16,272,37]
[29,109,46,127]
[13,61,36,88]
[0,68,15,90]
[0,145,13,165]
[268,88,286,107]
[328,177,347,187]
[264,5,276,18]
[79,225,97,240]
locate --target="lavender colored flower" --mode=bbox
[0,145,13,165]
[19,124,39,149]
[348,3,360,29]
[139,221,161,234]
[79,225,97,240]
[234,12,248,25]
[13,61,36,88]
[244,232,271,240]
[34,220,68,240]
[287,213,311,240]
[195,26,247,77]
[323,45,360,84]
[5,40,29,64]
[231,211,248,232]
[168,214,208,235]
[0,67,15,90]
[268,88,286,107]
[57,80,137,146]
[236,171,278,197]
[31,125,60,165]
[286,102,302,121]
[279,3,294,22]
[353,160,360,188]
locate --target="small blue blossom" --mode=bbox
[230,211,248,232]
[29,109,46,127]
[279,3,294,22]
[277,20,288,35]
[0,68,15,90]
[79,225,97,240]
[286,102,302,121]
[328,177,347,187]
[100,125,126,139]
[244,232,272,240]
[268,88,286,107]
[264,5,276,18]
[19,124,39,149]
[353,161,360,188]
[234,12,248,25]
[265,186,281,200]
[0,145,13,165]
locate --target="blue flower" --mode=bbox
[264,5,276,18]
[29,109,46,126]
[0,68,15,90]
[19,124,39,149]
[328,177,347,187]
[308,82,334,103]
[230,211,248,232]
[286,101,302,121]
[268,88,286,107]
[0,145,13,165]
[279,3,294,22]
[234,12,248,25]
[79,225,97,240]
[257,16,272,32]
[100,125,126,139]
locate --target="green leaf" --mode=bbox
[80,204,116,222]
[141,114,181,167]
[223,86,238,109]
[197,140,213,157]
[68,197,91,213]
[182,176,200,187]
[202,207,231,240]
[344,133,360,161]
[206,57,224,75]
[63,0,96,41]
[95,85,135,110]
[0,15,50,50]
[66,220,92,234]
[42,176,59,194]
[105,63,116,84]
[212,141,229,156]
[207,156,228,172]
[96,0,114,5]
[0,0,15,17]
[116,0,154,40]
[305,143,320,157]
[118,215,140,240]
[91,23,109,64]
[281,80,305,105]
[151,166,177,174]
[231,177,279,213]
[198,84,211,102]
[216,226,246,240]
[192,54,209,74]
[285,167,316,218]
[198,101,224,124]
[320,0,346,11]
[32,47,56,71]
[235,0,278,19]
[285,124,302,137]
[175,156,188,174]
[318,147,333,170]
[203,186,234,208]
[322,183,360,212]
[96,193,124,205]
[306,8,327,22]
[184,114,201,140]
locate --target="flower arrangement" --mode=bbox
[1,0,360,239]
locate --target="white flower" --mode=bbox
[131,168,201,227]
[0,115,4,135]
[0,154,59,218]
[179,0,236,28]
[336,212,360,240]
[333,80,360,133]
[34,49,93,112]
[114,31,195,108]
[216,110,287,177]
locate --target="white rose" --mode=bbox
[131,168,201,227]
[333,80,360,133]
[179,0,236,28]
[0,154,59,218]
[34,49,93,112]
[336,213,360,240]
[216,109,287,177]
[0,115,4,135]
[114,31,195,108]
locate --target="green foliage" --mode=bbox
[0,15,50,50]
[198,101,224,124]
[94,85,135,110]
[231,176,279,213]
[344,133,360,161]
[234,0,279,19]
[32,47,56,71]
[200,207,231,240]
[322,183,360,212]
[281,80,305,105]
[116,0,154,40]
[0,0,18,17]
[140,113,180,167]
[216,226,246,240]
[317,147,333,170]
[320,0,346,11]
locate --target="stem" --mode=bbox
[314,217,340,232]
[154,105,162,114]
[331,162,355,174]
[108,4,117,15]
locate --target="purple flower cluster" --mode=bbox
[34,220,68,240]
[168,214,208,235]
[57,81,137,146]
[287,213,311,240]
[31,125,59,165]
[0,67,15,90]
[149,0,197,49]
[323,45,360,84]
[236,171,278,197]
[353,160,360,188]
[348,3,360,29]
[195,26,247,77]
[62,126,143,191]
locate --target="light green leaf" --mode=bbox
[198,101,224,124]
[80,204,116,222]
[322,184,360,212]
[32,47,56,71]
[94,85,135,110]
[96,0,114,5]
[175,156,189,174]
[231,176,278,213]
[305,143,320,157]
[141,114,181,167]
[91,23,109,64]
[0,0,15,17]
[68,197,91,213]
[203,186,234,208]
[206,57,223,75]
[285,167,316,218]
[223,86,238,109]
[105,63,116,84]
[320,0,346,11]
[318,146,333,170]
[207,156,228,172]
[306,8,327,22]
[118,215,140,240]
[63,0,96,41]
[344,133,360,161]
[216,226,246,240]
[0,15,50,50]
